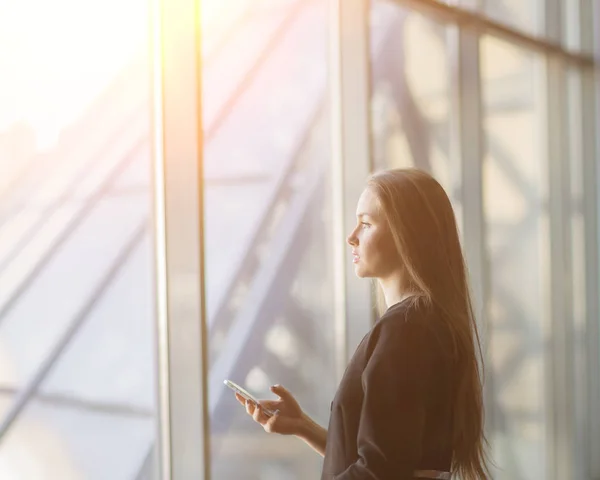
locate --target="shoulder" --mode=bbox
[374,297,434,335]
[364,297,448,363]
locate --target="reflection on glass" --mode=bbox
[562,0,594,55]
[0,395,12,420]
[459,0,480,9]
[437,0,480,8]
[484,0,542,35]
[369,1,461,226]
[0,0,156,478]
[481,36,547,480]
[563,0,580,51]
[202,1,336,478]
[0,400,154,480]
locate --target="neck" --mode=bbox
[378,272,412,309]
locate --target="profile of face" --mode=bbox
[346,187,400,279]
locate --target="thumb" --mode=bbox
[270,384,293,402]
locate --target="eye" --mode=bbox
[361,222,371,229]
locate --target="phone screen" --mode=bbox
[224,379,274,416]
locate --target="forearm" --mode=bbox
[295,412,328,457]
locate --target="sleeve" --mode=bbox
[333,319,429,480]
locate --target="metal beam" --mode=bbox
[546,55,576,480]
[447,21,496,452]
[0,385,153,418]
[541,2,577,479]
[391,0,596,66]
[583,36,600,480]
[151,0,210,477]
[330,0,373,379]
[583,6,600,478]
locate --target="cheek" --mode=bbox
[361,229,398,265]
[361,230,387,257]
[378,233,398,258]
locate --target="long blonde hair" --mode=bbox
[368,168,490,479]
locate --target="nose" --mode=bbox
[346,229,357,247]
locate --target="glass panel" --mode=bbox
[0,195,149,387]
[201,0,336,478]
[563,0,595,55]
[0,210,45,269]
[0,399,154,479]
[484,0,543,36]
[481,36,548,480]
[369,1,461,226]
[0,394,13,419]
[563,0,581,51]
[459,0,480,9]
[440,0,480,8]
[39,236,155,410]
[0,0,157,478]
[0,205,80,310]
[112,146,152,191]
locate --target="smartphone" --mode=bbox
[223,379,275,416]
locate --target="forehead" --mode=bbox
[356,188,381,216]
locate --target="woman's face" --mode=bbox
[346,188,400,279]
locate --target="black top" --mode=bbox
[321,298,455,479]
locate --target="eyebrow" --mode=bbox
[356,213,371,218]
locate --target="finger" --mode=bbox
[270,384,293,402]
[252,403,268,424]
[263,410,280,433]
[235,393,246,406]
[245,399,256,416]
[258,400,280,411]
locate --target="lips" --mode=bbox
[352,250,360,263]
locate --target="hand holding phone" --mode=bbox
[223,380,276,416]
[225,380,305,436]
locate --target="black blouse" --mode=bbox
[321,298,455,479]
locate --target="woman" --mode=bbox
[234,168,490,479]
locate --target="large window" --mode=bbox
[484,0,543,35]
[2,0,599,479]
[370,1,462,225]
[0,0,157,478]
[201,1,337,478]
[369,2,599,479]
[481,36,548,480]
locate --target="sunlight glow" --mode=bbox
[0,0,147,150]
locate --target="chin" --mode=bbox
[353,264,370,278]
